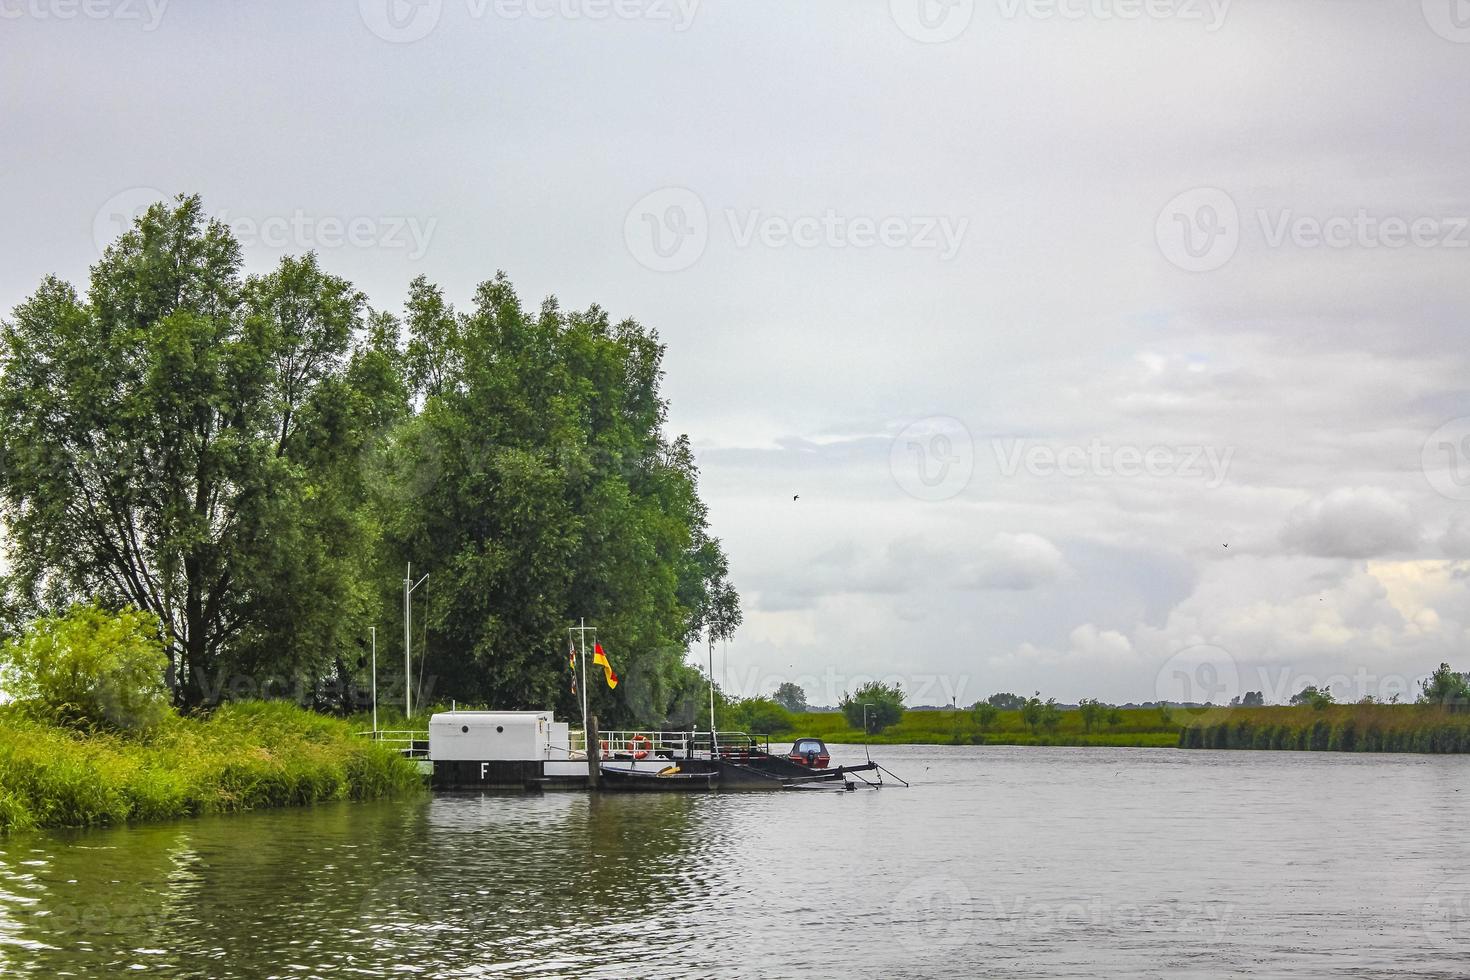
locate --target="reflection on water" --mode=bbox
[3,744,1470,978]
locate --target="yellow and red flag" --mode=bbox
[592,642,618,689]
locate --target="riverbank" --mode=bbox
[1176,703,1470,752]
[785,708,1180,747]
[0,701,422,833]
[780,703,1470,752]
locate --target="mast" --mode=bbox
[708,628,718,754]
[403,563,428,718]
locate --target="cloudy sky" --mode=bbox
[3,0,1469,707]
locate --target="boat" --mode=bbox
[422,711,905,792]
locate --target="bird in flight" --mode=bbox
[793,494,800,501]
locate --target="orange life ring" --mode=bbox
[628,734,651,760]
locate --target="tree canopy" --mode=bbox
[0,195,739,725]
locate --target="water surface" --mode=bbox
[3,744,1469,978]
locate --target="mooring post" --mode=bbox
[586,713,600,790]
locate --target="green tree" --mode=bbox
[383,274,739,724]
[725,696,794,735]
[840,680,904,733]
[1418,663,1470,712]
[971,701,1000,731]
[1078,697,1105,733]
[1289,685,1335,710]
[0,197,400,707]
[1040,698,1063,734]
[1105,707,1124,730]
[1021,695,1043,733]
[773,682,808,713]
[987,692,1025,710]
[0,604,171,731]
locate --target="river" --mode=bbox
[2,743,1469,978]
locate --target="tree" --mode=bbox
[1040,698,1062,734]
[1078,697,1105,733]
[0,197,399,707]
[840,680,904,733]
[1418,663,1470,712]
[971,701,999,731]
[987,692,1025,710]
[1241,691,1264,707]
[1105,707,1124,729]
[383,273,740,725]
[773,682,808,714]
[0,604,171,731]
[725,696,794,735]
[1289,685,1334,710]
[1020,695,1043,733]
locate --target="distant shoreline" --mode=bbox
[786,703,1470,753]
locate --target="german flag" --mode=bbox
[592,642,618,689]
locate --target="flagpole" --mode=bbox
[708,628,718,754]
[579,617,589,734]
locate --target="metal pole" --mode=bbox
[370,626,378,735]
[708,630,718,754]
[579,618,589,729]
[404,563,412,718]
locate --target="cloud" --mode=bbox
[1279,487,1420,559]
[966,533,1071,591]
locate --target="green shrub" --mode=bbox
[839,681,904,733]
[0,604,171,732]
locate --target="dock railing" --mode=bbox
[359,729,429,760]
[583,730,771,761]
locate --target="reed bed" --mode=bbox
[0,701,423,833]
[1176,703,1470,753]
[784,708,1182,747]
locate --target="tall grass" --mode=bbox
[0,701,423,833]
[1177,703,1470,753]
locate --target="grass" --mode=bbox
[0,700,424,834]
[779,704,1470,753]
[780,707,1182,748]
[1176,703,1470,753]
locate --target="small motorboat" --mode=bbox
[787,737,831,768]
